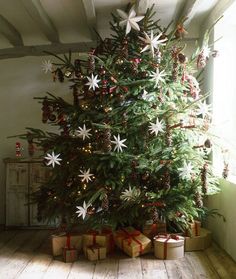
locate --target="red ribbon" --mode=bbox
[101,228,115,253]
[87,230,99,245]
[156,234,179,260]
[194,221,199,236]
[66,233,71,249]
[116,228,143,253]
[88,244,102,260]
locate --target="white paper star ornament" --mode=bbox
[139,31,167,57]
[150,69,166,87]
[196,101,211,118]
[77,124,92,140]
[117,7,144,35]
[178,161,194,180]
[149,118,165,136]
[121,186,141,202]
[44,151,62,168]
[86,73,100,91]
[79,169,94,183]
[111,134,127,152]
[76,201,92,220]
[41,60,53,73]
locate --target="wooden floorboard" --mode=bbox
[0,230,235,279]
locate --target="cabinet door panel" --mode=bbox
[6,191,28,226]
[29,163,51,226]
[7,163,28,187]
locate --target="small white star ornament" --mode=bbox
[150,69,166,87]
[142,89,154,101]
[139,31,167,57]
[149,117,165,136]
[86,73,100,91]
[76,201,92,220]
[196,101,211,118]
[41,60,53,73]
[44,151,62,168]
[79,169,94,183]
[178,161,194,180]
[117,7,144,35]
[121,186,141,201]
[111,134,127,152]
[77,124,92,140]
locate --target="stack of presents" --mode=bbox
[51,221,212,262]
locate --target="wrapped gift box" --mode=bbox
[143,221,166,239]
[62,247,78,263]
[114,227,152,258]
[85,244,107,261]
[154,234,185,260]
[100,228,115,254]
[51,233,82,256]
[185,220,201,237]
[83,231,107,250]
[185,228,212,251]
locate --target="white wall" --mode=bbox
[0,56,70,224]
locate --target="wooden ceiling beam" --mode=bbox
[0,15,23,46]
[0,41,97,60]
[177,0,202,27]
[21,0,60,43]
[136,0,150,15]
[82,0,97,40]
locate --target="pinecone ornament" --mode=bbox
[163,170,171,190]
[201,163,208,194]
[121,39,128,58]
[151,207,159,223]
[56,68,64,82]
[197,51,207,69]
[102,128,112,152]
[195,191,203,208]
[88,49,95,73]
[222,162,229,179]
[172,62,178,81]
[102,194,109,211]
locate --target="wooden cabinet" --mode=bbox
[4,158,50,227]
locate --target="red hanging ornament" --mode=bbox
[16,142,22,157]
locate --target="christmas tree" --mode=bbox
[19,3,220,232]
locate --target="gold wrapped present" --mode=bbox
[51,232,82,256]
[143,222,166,239]
[113,227,152,257]
[62,247,78,263]
[185,220,201,237]
[185,228,212,251]
[85,244,107,261]
[83,231,107,250]
[154,234,185,260]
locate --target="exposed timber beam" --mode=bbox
[177,0,202,27]
[0,41,97,60]
[136,0,150,15]
[21,0,60,43]
[0,15,23,46]
[82,0,97,40]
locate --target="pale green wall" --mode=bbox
[202,0,236,261]
[0,56,71,224]
[206,180,236,261]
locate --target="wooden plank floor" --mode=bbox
[0,230,235,279]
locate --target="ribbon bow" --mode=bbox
[116,228,143,253]
[87,230,100,245]
[155,234,180,259]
